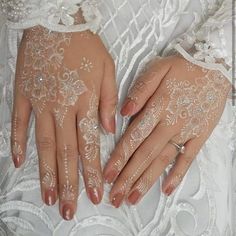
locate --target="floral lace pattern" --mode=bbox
[0,0,235,235]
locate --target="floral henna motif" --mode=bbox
[165,70,229,142]
[87,166,102,189]
[19,26,88,126]
[136,169,153,197]
[42,160,56,190]
[80,57,93,72]
[78,90,99,162]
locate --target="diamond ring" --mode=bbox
[168,140,185,154]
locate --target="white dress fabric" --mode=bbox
[0,0,235,235]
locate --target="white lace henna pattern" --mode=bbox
[130,96,164,149]
[136,169,153,196]
[20,26,88,126]
[62,145,75,201]
[87,166,102,189]
[165,70,229,142]
[42,160,56,190]
[54,68,87,127]
[12,112,23,157]
[80,57,93,72]
[78,91,99,162]
[113,97,164,174]
[24,26,72,71]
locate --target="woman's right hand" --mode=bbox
[11,25,117,220]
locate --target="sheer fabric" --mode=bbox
[0,0,235,235]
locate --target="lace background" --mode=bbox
[0,0,235,235]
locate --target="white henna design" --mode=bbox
[136,169,153,196]
[165,70,229,142]
[42,160,56,190]
[12,111,23,157]
[62,145,75,201]
[80,57,93,72]
[87,166,102,189]
[79,90,99,162]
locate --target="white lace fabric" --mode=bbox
[0,0,235,236]
[0,0,102,33]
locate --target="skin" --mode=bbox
[103,55,230,208]
[11,25,117,221]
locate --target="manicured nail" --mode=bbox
[13,156,21,168]
[127,189,141,205]
[104,168,118,184]
[164,185,174,196]
[62,203,74,221]
[103,117,116,134]
[111,193,124,208]
[88,187,101,205]
[120,99,136,116]
[44,189,56,206]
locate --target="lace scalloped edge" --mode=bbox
[174,44,232,84]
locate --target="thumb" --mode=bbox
[99,57,117,134]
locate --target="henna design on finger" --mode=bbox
[113,96,164,174]
[136,169,153,196]
[41,160,56,190]
[79,90,99,162]
[12,112,23,167]
[165,173,184,196]
[87,166,102,189]
[61,145,76,201]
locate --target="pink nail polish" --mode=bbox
[111,193,124,208]
[164,185,174,196]
[120,100,136,116]
[104,169,118,184]
[127,190,140,205]
[13,156,21,168]
[44,189,56,206]
[103,117,116,134]
[62,203,74,221]
[88,187,101,205]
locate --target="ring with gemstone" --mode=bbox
[168,140,185,154]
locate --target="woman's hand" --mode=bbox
[103,55,230,207]
[11,26,117,220]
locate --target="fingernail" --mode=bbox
[127,189,141,205]
[62,203,74,221]
[44,189,56,206]
[120,99,136,116]
[88,187,101,205]
[111,193,124,208]
[13,156,21,168]
[164,185,174,196]
[103,117,116,134]
[104,169,118,184]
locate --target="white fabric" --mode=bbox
[0,0,235,235]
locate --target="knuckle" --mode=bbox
[159,154,173,166]
[58,144,78,160]
[37,137,55,152]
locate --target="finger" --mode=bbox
[162,137,204,196]
[11,79,32,168]
[109,124,177,208]
[55,112,79,221]
[99,57,117,133]
[35,113,58,206]
[127,141,178,205]
[77,89,103,205]
[103,95,165,184]
[120,57,171,116]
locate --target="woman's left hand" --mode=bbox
[103,55,230,207]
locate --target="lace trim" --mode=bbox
[2,0,102,33]
[174,44,232,83]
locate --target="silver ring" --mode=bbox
[168,140,185,154]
